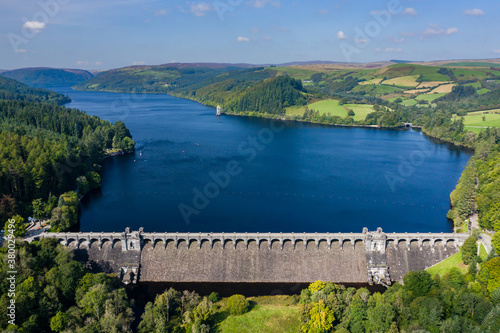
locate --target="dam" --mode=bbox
[35,228,468,286]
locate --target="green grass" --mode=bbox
[382,75,420,88]
[457,112,500,133]
[401,99,418,106]
[273,67,319,81]
[427,251,467,276]
[445,62,500,68]
[343,104,375,121]
[415,93,446,102]
[309,100,348,117]
[462,113,500,127]
[453,68,489,78]
[479,243,488,262]
[213,297,301,333]
[286,99,348,117]
[477,88,491,95]
[463,82,482,89]
[419,73,451,81]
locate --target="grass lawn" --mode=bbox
[427,251,468,276]
[416,93,446,102]
[213,296,301,333]
[477,88,491,95]
[343,104,375,121]
[479,243,488,262]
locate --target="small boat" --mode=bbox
[216,105,221,116]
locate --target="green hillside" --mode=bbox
[1,67,93,88]
[0,75,70,105]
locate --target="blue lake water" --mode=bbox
[56,88,473,233]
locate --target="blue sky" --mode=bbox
[1,0,499,70]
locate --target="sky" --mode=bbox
[1,0,499,70]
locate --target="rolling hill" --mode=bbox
[1,67,93,88]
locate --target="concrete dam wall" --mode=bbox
[35,228,468,286]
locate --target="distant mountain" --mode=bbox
[1,67,93,88]
[0,75,71,105]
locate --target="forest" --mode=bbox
[0,76,135,231]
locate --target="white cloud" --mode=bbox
[356,38,368,44]
[423,24,458,37]
[403,8,417,16]
[494,49,500,54]
[190,2,211,16]
[132,61,145,65]
[95,61,102,65]
[393,37,405,43]
[248,0,281,8]
[155,9,170,16]
[262,35,271,41]
[248,27,260,33]
[337,30,347,40]
[15,49,27,53]
[76,61,89,65]
[236,36,250,42]
[23,21,46,33]
[319,9,328,15]
[464,9,484,16]
[385,47,402,52]
[276,26,289,32]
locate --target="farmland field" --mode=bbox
[359,78,383,85]
[444,62,500,68]
[382,75,420,87]
[416,81,450,89]
[429,83,455,93]
[456,110,500,133]
[343,104,376,121]
[286,99,347,117]
[416,93,446,102]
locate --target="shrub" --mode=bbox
[227,294,248,316]
[208,292,220,303]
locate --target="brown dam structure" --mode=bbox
[35,228,468,286]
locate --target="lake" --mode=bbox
[56,88,473,233]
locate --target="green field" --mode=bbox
[343,104,375,121]
[273,67,318,81]
[427,251,467,276]
[382,75,420,88]
[286,99,347,117]
[401,99,418,106]
[214,297,301,333]
[445,62,500,68]
[415,93,446,102]
[456,111,500,133]
[477,88,491,95]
